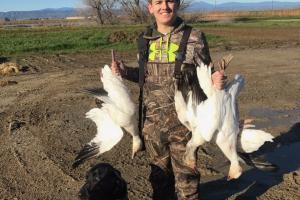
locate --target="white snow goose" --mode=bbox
[175,56,274,179]
[73,65,143,168]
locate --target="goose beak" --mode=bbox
[131,146,141,159]
[132,136,143,159]
[227,164,242,181]
[131,151,136,159]
[227,176,234,181]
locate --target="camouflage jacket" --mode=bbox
[124,17,212,85]
[123,17,212,130]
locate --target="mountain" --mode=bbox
[1,1,300,20]
[187,1,300,12]
[0,7,77,20]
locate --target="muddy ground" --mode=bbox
[1,37,300,199]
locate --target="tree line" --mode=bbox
[84,0,191,24]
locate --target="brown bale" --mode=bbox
[0,62,20,76]
[0,80,18,87]
[108,30,140,43]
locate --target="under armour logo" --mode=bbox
[149,42,179,62]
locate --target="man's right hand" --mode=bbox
[212,70,227,90]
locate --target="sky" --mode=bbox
[0,0,84,12]
[1,0,300,12]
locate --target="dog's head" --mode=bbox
[79,163,127,200]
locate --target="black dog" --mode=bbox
[79,163,128,200]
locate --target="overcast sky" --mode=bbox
[1,0,300,12]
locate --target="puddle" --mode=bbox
[200,141,300,199]
[200,109,300,199]
[248,107,300,129]
[235,141,300,191]
[267,141,300,173]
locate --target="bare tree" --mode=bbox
[179,0,193,11]
[119,0,192,24]
[120,0,148,23]
[84,0,118,24]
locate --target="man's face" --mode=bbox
[148,0,179,26]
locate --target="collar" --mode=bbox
[143,17,186,40]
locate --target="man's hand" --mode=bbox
[212,70,227,90]
[111,61,121,76]
[111,49,122,76]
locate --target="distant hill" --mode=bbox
[1,1,300,20]
[0,7,77,20]
[187,1,300,12]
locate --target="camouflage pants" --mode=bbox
[143,103,200,200]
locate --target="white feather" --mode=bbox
[176,61,274,179]
[86,108,124,154]
[196,64,214,97]
[180,62,245,179]
[240,129,274,153]
[73,65,142,167]
[174,90,191,130]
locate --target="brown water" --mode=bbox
[248,107,300,129]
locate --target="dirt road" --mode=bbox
[0,46,300,199]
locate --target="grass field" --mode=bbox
[0,25,224,55]
[197,16,300,27]
[1,16,300,55]
[0,26,142,55]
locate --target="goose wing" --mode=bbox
[84,65,136,126]
[83,86,135,127]
[73,108,123,168]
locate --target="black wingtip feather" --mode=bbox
[177,67,207,105]
[72,143,100,168]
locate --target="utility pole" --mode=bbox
[215,0,217,10]
[272,0,274,16]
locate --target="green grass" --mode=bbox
[0,25,225,55]
[205,33,224,43]
[1,16,299,55]
[0,26,143,55]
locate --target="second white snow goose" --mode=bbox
[175,57,274,179]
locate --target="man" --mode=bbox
[113,1,222,199]
[111,0,276,199]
